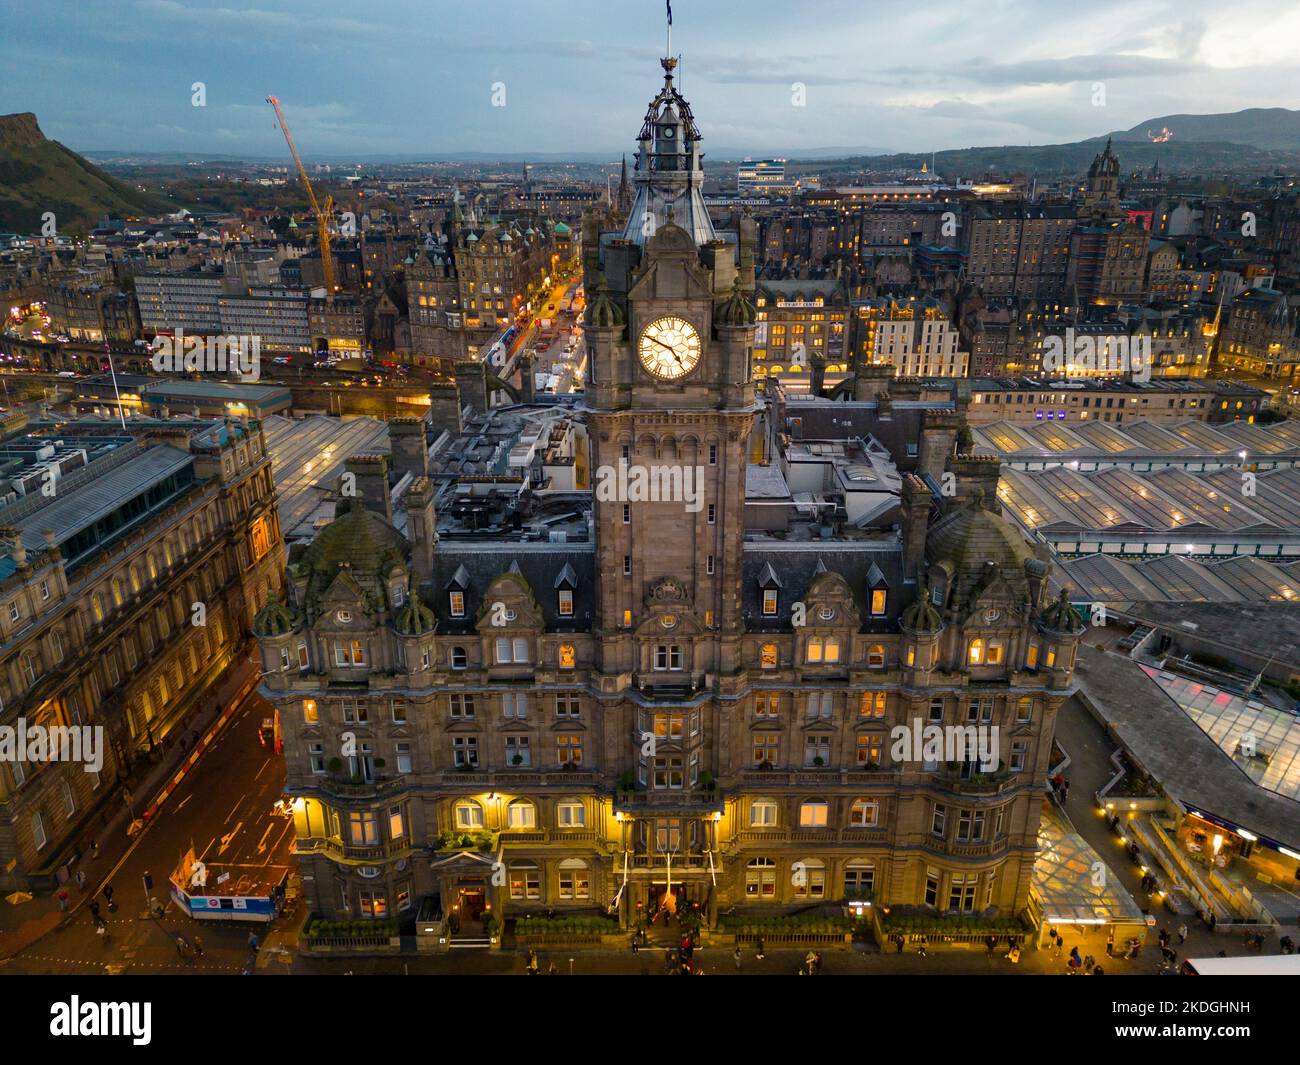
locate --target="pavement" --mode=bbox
[0,657,298,975]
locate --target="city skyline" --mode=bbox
[2,0,1299,159]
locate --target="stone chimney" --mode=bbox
[388,418,429,480]
[427,382,462,438]
[343,453,392,523]
[517,351,536,404]
[853,360,893,402]
[404,476,437,589]
[949,454,1003,514]
[900,474,932,580]
[454,360,489,417]
[917,407,959,481]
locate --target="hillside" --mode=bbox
[1109,108,1300,151]
[0,112,174,234]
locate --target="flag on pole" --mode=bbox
[667,0,672,25]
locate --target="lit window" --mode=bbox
[870,589,887,615]
[303,699,317,723]
[799,800,829,828]
[762,589,778,616]
[558,643,576,669]
[760,643,778,669]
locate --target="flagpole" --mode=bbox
[666,0,672,57]
[105,341,127,429]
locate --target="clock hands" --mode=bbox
[646,333,687,372]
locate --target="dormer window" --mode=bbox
[762,589,778,616]
[867,562,888,616]
[336,610,352,624]
[558,589,574,617]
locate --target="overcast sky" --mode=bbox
[3,0,1298,158]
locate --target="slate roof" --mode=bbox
[426,543,597,632]
[741,544,910,632]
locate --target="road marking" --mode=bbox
[255,822,275,855]
[174,794,192,812]
[218,822,244,855]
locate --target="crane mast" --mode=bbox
[266,95,336,294]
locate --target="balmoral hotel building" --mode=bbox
[258,54,1085,930]
[0,419,283,889]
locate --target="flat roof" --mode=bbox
[1074,645,1300,851]
[141,379,293,403]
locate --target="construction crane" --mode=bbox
[266,95,336,294]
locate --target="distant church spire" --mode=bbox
[617,154,632,215]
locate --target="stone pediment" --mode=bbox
[474,570,543,632]
[627,253,713,305]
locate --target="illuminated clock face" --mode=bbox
[638,316,702,380]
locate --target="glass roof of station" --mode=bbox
[1140,666,1300,802]
[1032,806,1148,926]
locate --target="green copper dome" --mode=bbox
[585,277,625,329]
[395,592,437,635]
[253,600,299,637]
[715,281,757,327]
[900,574,944,633]
[300,497,409,580]
[1040,587,1086,635]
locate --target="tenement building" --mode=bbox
[0,418,284,889]
[258,53,1083,931]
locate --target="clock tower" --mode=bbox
[583,51,760,678]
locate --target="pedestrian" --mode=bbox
[917,935,928,958]
[630,935,639,955]
[734,946,742,971]
[1084,953,1095,973]
[248,931,259,954]
[89,899,100,921]
[1006,944,1021,964]
[895,935,905,954]
[1061,778,1070,802]
[755,935,765,961]
[1158,928,1169,948]
[90,839,99,859]
[547,962,557,975]
[1054,936,1063,959]
[193,934,204,957]
[57,888,69,912]
[1177,923,1187,944]
[75,869,86,890]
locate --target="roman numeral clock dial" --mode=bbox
[638,315,701,380]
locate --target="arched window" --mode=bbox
[506,800,536,830]
[746,796,776,829]
[451,646,468,670]
[867,644,886,669]
[453,800,484,830]
[849,798,880,827]
[558,857,590,899]
[745,858,777,898]
[968,638,985,665]
[760,643,778,669]
[798,799,829,828]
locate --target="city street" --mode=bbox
[2,686,294,976]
